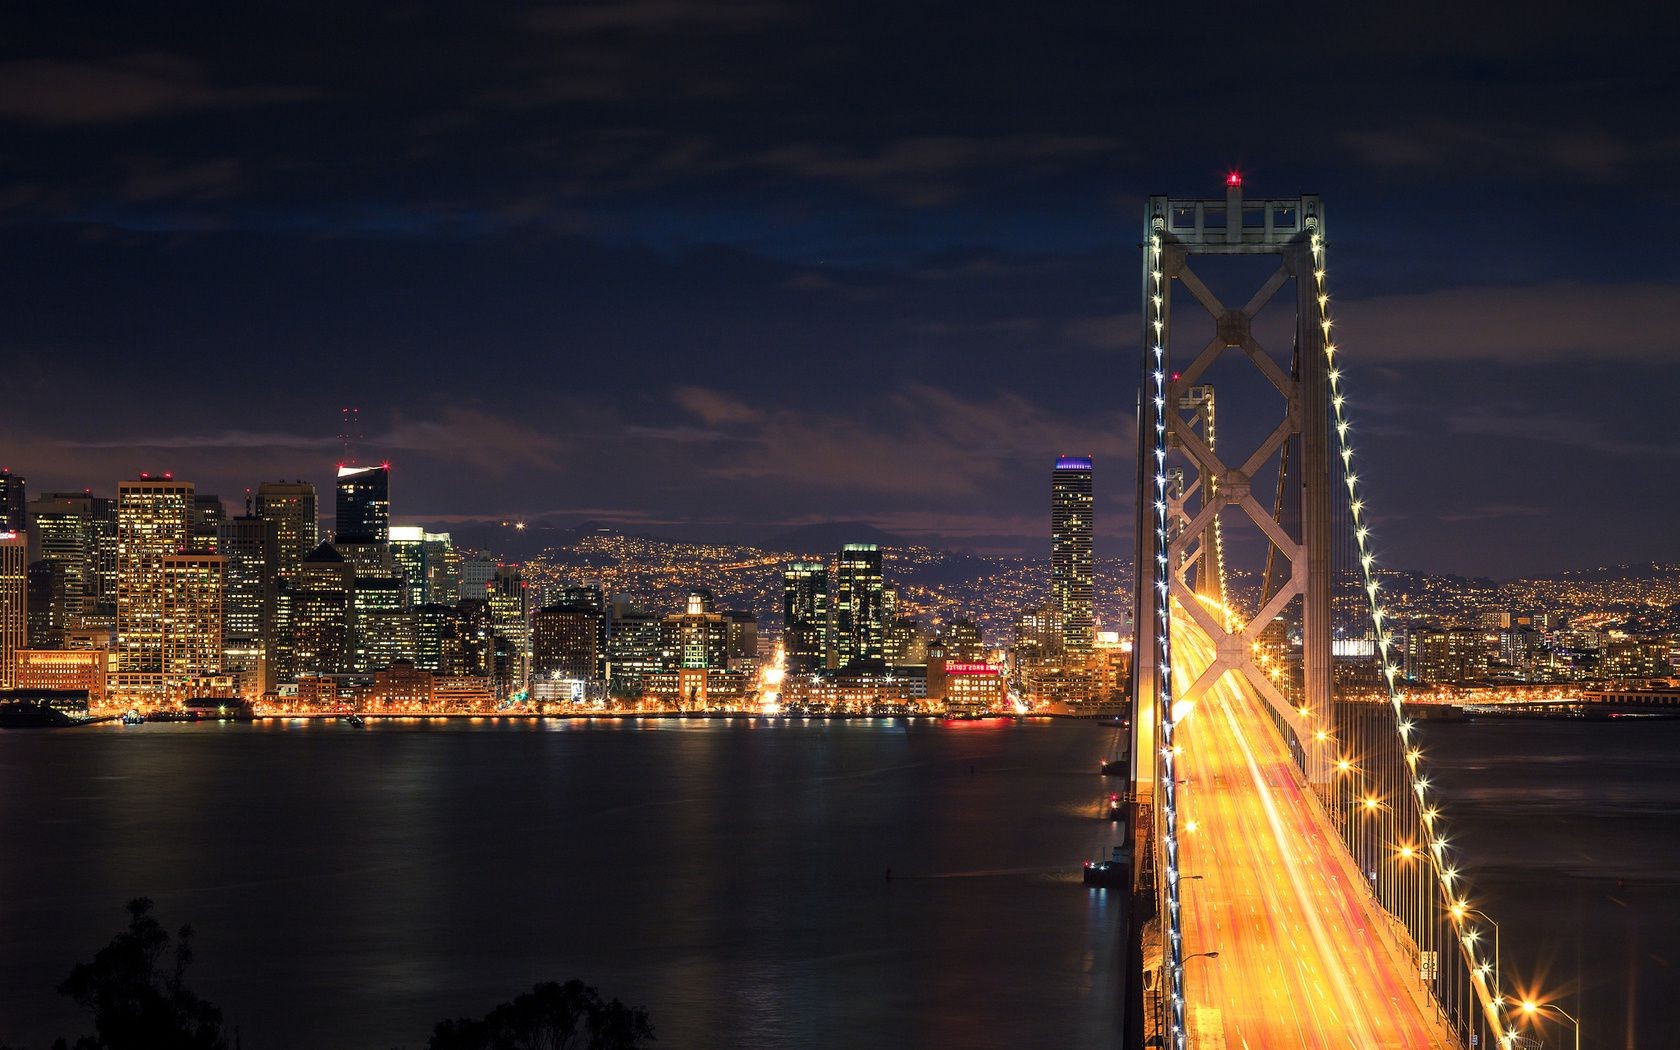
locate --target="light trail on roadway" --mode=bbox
[1170,610,1456,1049]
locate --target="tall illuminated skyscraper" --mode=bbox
[161,553,225,694]
[1051,455,1094,651]
[335,464,390,543]
[256,481,319,582]
[782,561,828,674]
[832,543,885,671]
[0,531,25,688]
[488,564,528,693]
[219,514,280,696]
[113,475,194,705]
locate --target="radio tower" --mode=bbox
[339,407,362,465]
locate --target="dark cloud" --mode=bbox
[1,1,1678,577]
[0,54,317,125]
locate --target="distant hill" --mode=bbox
[762,521,912,555]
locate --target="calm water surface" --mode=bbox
[0,718,1129,1049]
[1422,718,1679,1050]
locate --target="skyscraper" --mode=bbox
[832,543,885,671]
[219,514,280,696]
[487,564,528,693]
[161,553,225,695]
[256,481,319,582]
[1051,455,1094,651]
[0,469,26,533]
[335,464,390,542]
[30,493,99,620]
[113,475,194,705]
[782,561,828,674]
[0,531,25,688]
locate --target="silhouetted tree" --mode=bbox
[50,898,228,1050]
[427,980,654,1050]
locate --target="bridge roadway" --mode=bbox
[1171,612,1456,1049]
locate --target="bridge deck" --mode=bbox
[1173,614,1456,1049]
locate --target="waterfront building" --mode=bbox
[256,481,319,582]
[832,543,885,671]
[942,662,1005,715]
[1407,627,1489,684]
[0,532,25,688]
[782,561,828,674]
[1051,455,1095,651]
[605,600,662,694]
[334,464,390,542]
[112,475,194,706]
[160,553,225,699]
[219,515,280,697]
[661,592,730,671]
[371,660,433,711]
[488,564,529,691]
[14,649,106,706]
[532,602,602,680]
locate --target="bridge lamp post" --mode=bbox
[1520,1000,1579,1050]
[1451,902,1501,1007]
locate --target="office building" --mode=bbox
[113,475,194,705]
[832,543,885,671]
[782,561,828,674]
[353,576,412,672]
[219,515,280,696]
[532,602,603,680]
[26,560,68,649]
[192,495,225,551]
[606,600,662,693]
[487,565,528,691]
[0,469,25,533]
[293,542,355,676]
[0,532,25,688]
[662,592,730,671]
[1052,455,1095,651]
[161,553,225,697]
[256,481,319,582]
[335,464,390,542]
[14,649,106,706]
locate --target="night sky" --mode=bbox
[4,2,1678,577]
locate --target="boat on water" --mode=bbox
[342,713,367,727]
[120,710,145,726]
[1082,846,1131,887]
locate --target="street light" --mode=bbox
[1520,1000,1579,1050]
[1450,901,1502,1002]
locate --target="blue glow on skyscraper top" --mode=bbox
[1054,456,1093,471]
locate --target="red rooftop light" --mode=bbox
[1226,171,1242,188]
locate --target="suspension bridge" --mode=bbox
[1125,180,1558,1049]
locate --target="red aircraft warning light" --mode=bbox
[1225,171,1243,188]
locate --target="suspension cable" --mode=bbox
[1311,227,1517,1048]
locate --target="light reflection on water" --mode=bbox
[0,718,1128,1050]
[1424,718,1679,1050]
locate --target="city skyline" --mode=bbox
[4,5,1680,577]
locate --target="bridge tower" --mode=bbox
[1131,178,1334,794]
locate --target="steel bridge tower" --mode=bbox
[1131,178,1333,793]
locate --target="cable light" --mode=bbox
[1312,227,1514,1045]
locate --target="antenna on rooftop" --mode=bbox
[339,407,362,464]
